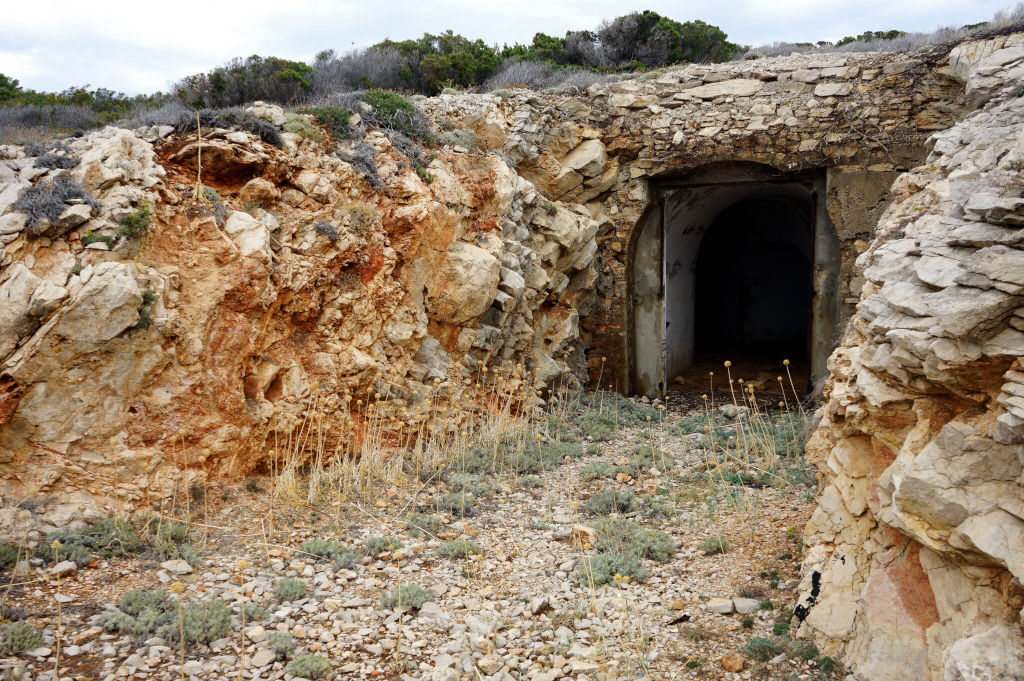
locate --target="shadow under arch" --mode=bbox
[626,162,840,397]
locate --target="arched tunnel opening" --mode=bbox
[630,164,839,399]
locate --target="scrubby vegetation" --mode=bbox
[380,583,434,611]
[438,538,482,558]
[41,516,196,567]
[363,535,403,556]
[13,176,99,236]
[300,539,358,568]
[286,653,331,679]
[0,621,43,655]
[98,589,230,643]
[274,577,307,601]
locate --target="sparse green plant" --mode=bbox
[116,201,151,239]
[380,583,434,611]
[0,544,20,570]
[274,577,307,601]
[447,473,494,497]
[0,622,43,655]
[542,202,558,215]
[363,536,403,557]
[818,656,840,675]
[584,489,638,515]
[243,602,268,621]
[742,636,786,661]
[416,165,435,184]
[283,112,324,141]
[81,232,115,248]
[406,513,443,538]
[630,445,672,473]
[70,261,83,275]
[438,539,482,558]
[741,615,755,628]
[520,475,543,489]
[593,518,674,561]
[296,105,354,141]
[435,492,475,516]
[42,517,149,566]
[286,653,331,679]
[1006,159,1024,170]
[437,128,479,149]
[98,589,229,644]
[580,462,623,481]
[300,539,358,568]
[642,496,675,517]
[244,479,262,494]
[577,552,649,587]
[702,535,730,555]
[773,619,790,635]
[312,220,339,240]
[268,631,297,658]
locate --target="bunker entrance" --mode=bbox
[629,164,839,398]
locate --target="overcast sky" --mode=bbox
[1,0,1016,94]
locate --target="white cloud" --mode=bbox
[0,0,1013,93]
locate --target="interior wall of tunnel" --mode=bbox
[629,165,840,397]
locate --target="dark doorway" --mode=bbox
[694,197,813,363]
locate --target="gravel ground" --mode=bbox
[0,405,835,681]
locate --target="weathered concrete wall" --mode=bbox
[430,48,967,393]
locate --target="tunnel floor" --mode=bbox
[666,350,811,409]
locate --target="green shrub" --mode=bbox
[741,636,785,661]
[243,602,268,621]
[13,175,99,236]
[435,492,475,517]
[520,475,543,489]
[437,128,479,149]
[363,536,403,557]
[359,90,434,142]
[300,540,358,568]
[741,615,755,628]
[819,656,840,674]
[286,653,331,679]
[116,201,151,239]
[447,473,494,497]
[630,445,673,473]
[0,622,43,655]
[702,535,730,555]
[98,589,229,644]
[577,553,649,587]
[296,105,353,141]
[274,577,307,601]
[584,489,638,515]
[43,517,149,565]
[380,583,434,611]
[580,462,624,481]
[283,113,323,141]
[268,631,296,657]
[406,513,443,538]
[176,599,231,644]
[0,544,20,570]
[438,539,482,558]
[593,518,674,561]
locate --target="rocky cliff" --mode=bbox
[797,33,1024,681]
[0,106,600,528]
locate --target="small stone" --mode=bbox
[733,597,760,614]
[251,649,276,667]
[477,655,503,675]
[707,597,735,614]
[720,652,746,672]
[50,561,77,576]
[245,626,268,643]
[159,559,193,575]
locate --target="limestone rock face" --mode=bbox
[425,241,500,324]
[797,47,1024,681]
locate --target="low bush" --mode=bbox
[283,112,323,141]
[380,583,434,611]
[702,535,730,555]
[98,589,230,643]
[520,475,543,489]
[363,536,403,557]
[0,544,20,570]
[268,631,296,658]
[437,128,479,149]
[584,489,638,515]
[438,539,482,558]
[174,107,283,148]
[116,201,151,239]
[593,518,674,561]
[406,513,443,538]
[0,621,43,655]
[296,105,354,141]
[13,176,99,236]
[447,473,494,497]
[286,653,331,679]
[274,577,307,601]
[337,143,381,188]
[577,552,649,587]
[313,220,339,240]
[435,492,475,517]
[43,517,148,565]
[299,539,358,568]
[580,462,625,481]
[34,152,79,169]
